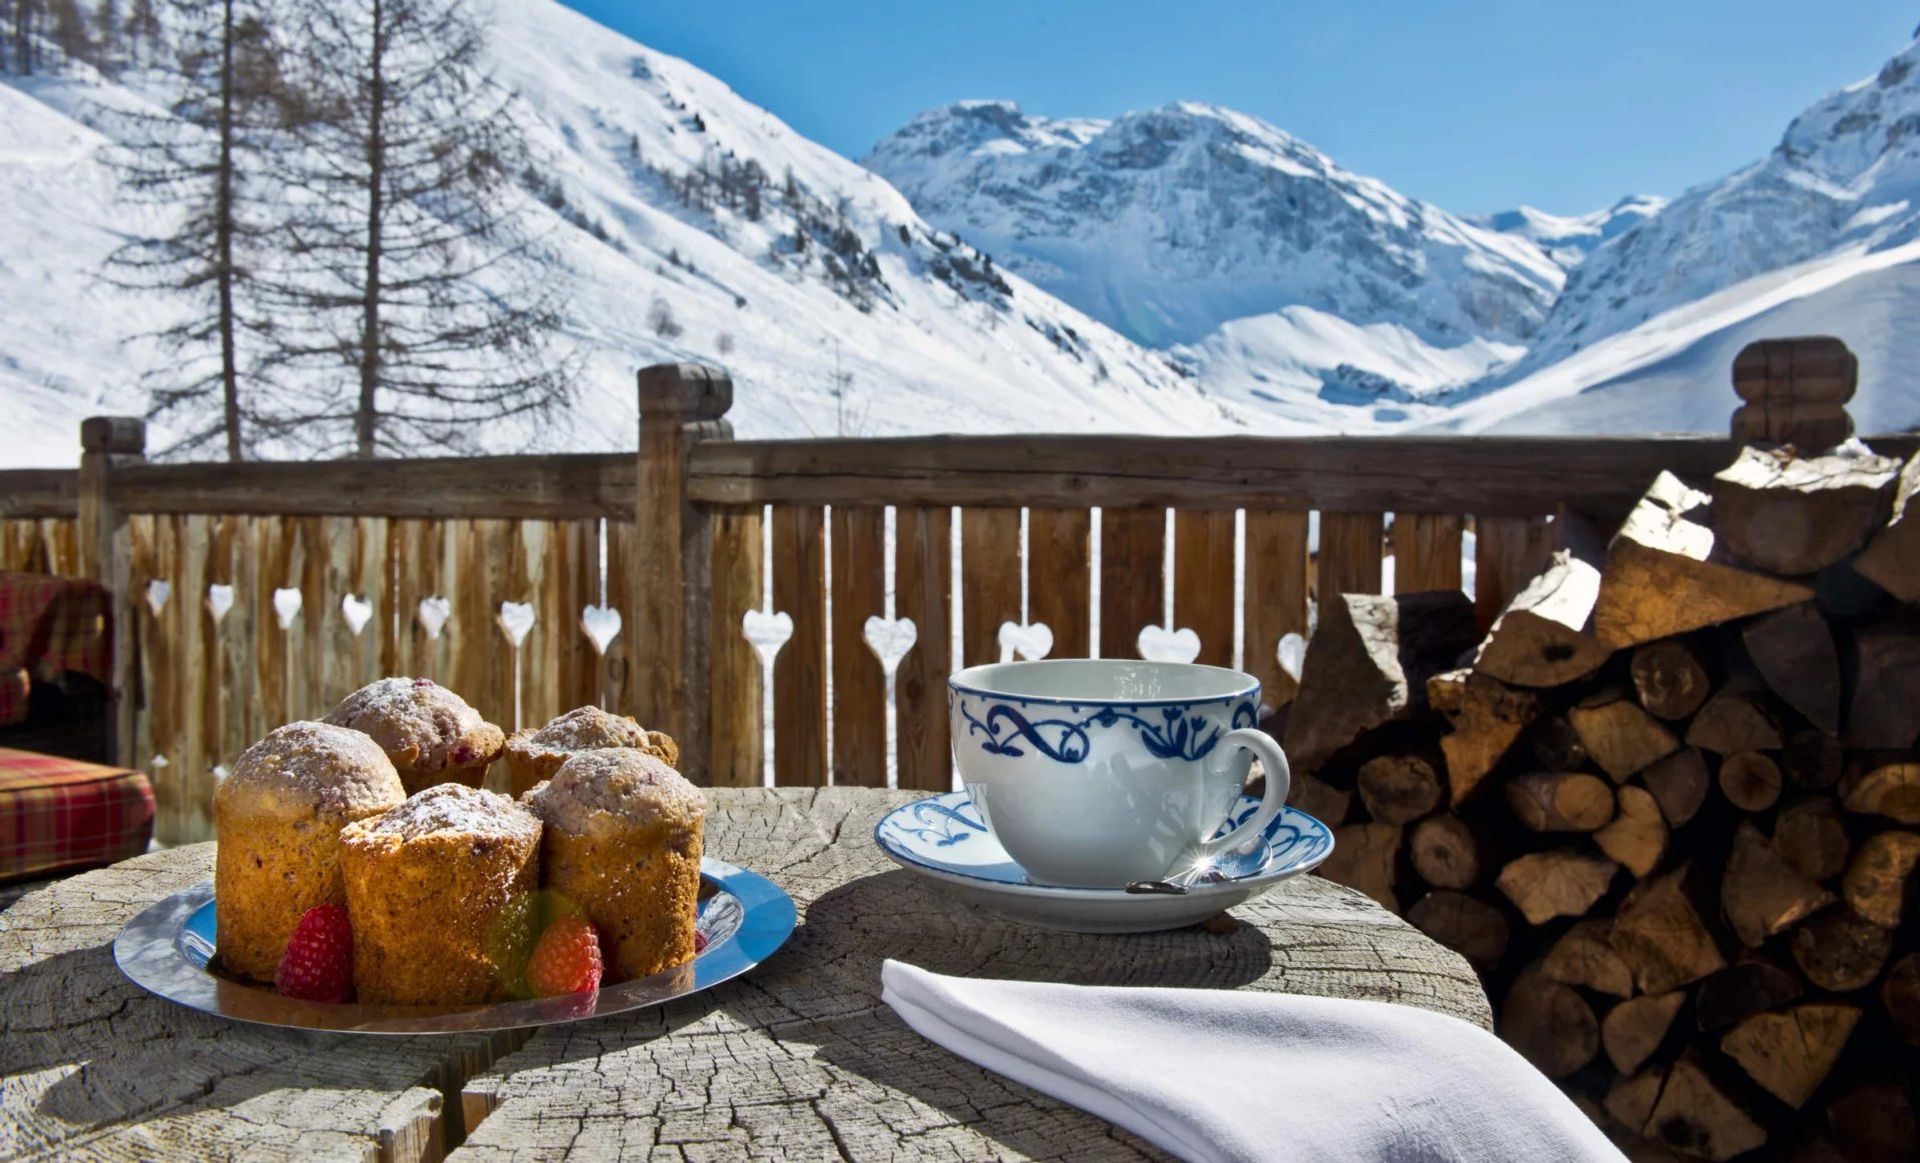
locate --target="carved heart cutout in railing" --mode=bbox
[742,608,794,668]
[144,579,171,617]
[1277,632,1307,683]
[864,615,917,674]
[997,620,1053,663]
[417,596,452,640]
[205,584,235,624]
[580,603,622,654]
[341,594,374,637]
[271,587,303,631]
[1136,623,1202,664]
[497,601,535,648]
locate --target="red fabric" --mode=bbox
[0,747,154,882]
[0,572,113,726]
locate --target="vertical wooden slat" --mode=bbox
[176,514,211,841]
[831,505,886,786]
[527,520,572,729]
[771,505,826,786]
[960,507,1021,667]
[1317,511,1385,600]
[1244,510,1311,714]
[126,516,159,826]
[1395,514,1464,595]
[1027,508,1091,658]
[1474,515,1553,631]
[604,520,638,721]
[151,516,184,842]
[708,507,763,787]
[221,517,260,773]
[895,506,952,792]
[1099,506,1164,659]
[508,519,548,734]
[252,517,293,732]
[291,516,322,721]
[1173,508,1236,667]
[201,518,234,800]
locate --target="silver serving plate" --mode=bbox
[113,856,796,1034]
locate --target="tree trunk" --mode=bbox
[216,0,241,462]
[355,0,389,459]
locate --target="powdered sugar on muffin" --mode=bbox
[323,677,505,791]
[502,706,679,796]
[349,783,541,844]
[525,749,706,835]
[216,721,405,821]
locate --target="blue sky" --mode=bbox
[560,0,1915,217]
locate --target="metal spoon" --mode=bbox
[1124,868,1230,895]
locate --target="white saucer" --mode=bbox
[873,791,1335,934]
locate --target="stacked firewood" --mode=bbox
[1286,367,1918,1161]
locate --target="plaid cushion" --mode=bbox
[0,747,154,882]
[0,572,114,727]
[0,668,25,728]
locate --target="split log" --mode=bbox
[1781,729,1842,790]
[1501,970,1599,1079]
[1719,751,1783,813]
[1319,822,1402,910]
[1695,959,1806,1031]
[1496,849,1617,926]
[1774,797,1851,882]
[1356,753,1444,825]
[1847,616,1920,750]
[1685,691,1783,755]
[1882,953,1920,1046]
[1827,1084,1920,1163]
[1506,770,1616,832]
[1855,450,1919,602]
[1711,443,1898,576]
[1540,919,1633,997]
[1595,785,1668,878]
[1409,814,1481,890]
[1720,1003,1860,1108]
[1644,749,1711,827]
[1570,688,1680,781]
[1742,604,1841,735]
[1841,829,1920,927]
[1604,992,1685,1075]
[1605,1069,1667,1137]
[1284,591,1479,771]
[1723,821,1834,948]
[1790,909,1892,993]
[1285,770,1352,828]
[1472,514,1609,687]
[1530,716,1590,772]
[1632,639,1712,721]
[1429,670,1541,805]
[1407,890,1508,970]
[1844,761,1920,824]
[1611,866,1728,994]
[1642,1054,1768,1162]
[1592,470,1814,650]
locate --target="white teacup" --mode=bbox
[947,660,1292,889]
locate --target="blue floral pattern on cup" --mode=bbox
[956,697,1258,764]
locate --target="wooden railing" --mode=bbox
[1,339,1910,841]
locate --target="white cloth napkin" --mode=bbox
[882,960,1624,1163]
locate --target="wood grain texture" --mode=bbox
[771,505,827,787]
[1099,507,1165,660]
[1027,507,1091,658]
[0,469,80,518]
[960,507,1022,667]
[709,507,764,788]
[1318,511,1385,601]
[1395,514,1464,594]
[894,506,952,792]
[1473,515,1553,631]
[830,506,887,786]
[1244,509,1310,713]
[0,793,1486,1161]
[1174,508,1236,667]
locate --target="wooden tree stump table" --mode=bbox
[1,788,1489,1161]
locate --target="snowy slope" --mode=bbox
[0,0,1252,467]
[1473,196,1666,270]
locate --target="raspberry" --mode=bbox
[276,905,354,1003]
[694,929,709,954]
[526,915,603,997]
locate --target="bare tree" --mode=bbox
[8,0,44,73]
[105,0,292,460]
[267,0,572,458]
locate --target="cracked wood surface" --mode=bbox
[0,788,1487,1161]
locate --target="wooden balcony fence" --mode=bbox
[2,341,1911,844]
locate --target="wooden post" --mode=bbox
[1730,336,1856,450]
[78,416,146,769]
[634,364,731,784]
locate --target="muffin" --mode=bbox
[523,749,707,981]
[338,784,542,1005]
[502,706,680,797]
[214,721,406,983]
[323,677,505,794]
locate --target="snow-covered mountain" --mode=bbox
[865,100,1564,423]
[1474,196,1666,270]
[0,0,1251,467]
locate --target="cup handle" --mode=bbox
[1196,728,1292,864]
